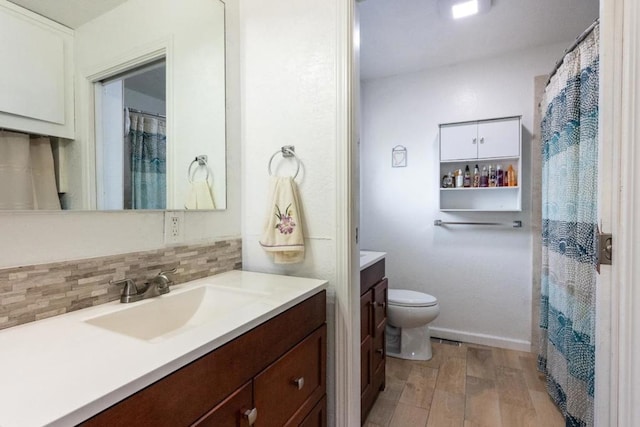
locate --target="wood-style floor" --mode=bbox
[364,340,564,427]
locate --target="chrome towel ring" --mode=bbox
[268,145,300,179]
[188,155,210,183]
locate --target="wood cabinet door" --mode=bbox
[440,122,478,161]
[360,291,373,342]
[477,118,520,159]
[299,396,326,427]
[192,381,254,427]
[372,279,387,375]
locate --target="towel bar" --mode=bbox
[434,220,523,228]
[268,145,300,179]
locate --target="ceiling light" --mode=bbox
[452,0,478,19]
[438,0,491,20]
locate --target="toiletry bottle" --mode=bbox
[509,166,517,187]
[480,165,489,187]
[472,164,480,188]
[463,165,471,187]
[496,164,504,187]
[488,164,496,187]
[455,169,464,188]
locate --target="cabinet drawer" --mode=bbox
[192,381,253,427]
[360,259,385,295]
[255,325,326,427]
[372,279,387,333]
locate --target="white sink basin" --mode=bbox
[84,285,268,342]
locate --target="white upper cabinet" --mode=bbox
[440,117,520,161]
[438,116,522,211]
[0,1,74,139]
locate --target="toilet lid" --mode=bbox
[388,289,438,307]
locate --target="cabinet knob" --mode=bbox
[242,407,258,425]
[293,376,305,390]
[472,137,477,144]
[480,137,485,144]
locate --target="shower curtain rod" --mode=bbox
[125,107,166,119]
[546,18,599,86]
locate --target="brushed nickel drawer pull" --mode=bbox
[293,377,305,390]
[376,348,384,355]
[374,301,386,308]
[243,407,258,425]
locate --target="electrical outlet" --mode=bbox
[164,211,184,243]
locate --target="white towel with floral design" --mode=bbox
[259,176,305,264]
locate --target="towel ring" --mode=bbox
[188,155,210,184]
[268,146,300,179]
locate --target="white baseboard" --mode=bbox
[429,326,532,352]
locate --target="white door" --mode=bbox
[477,118,520,159]
[440,122,478,160]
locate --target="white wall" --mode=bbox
[239,0,339,423]
[0,0,242,269]
[360,43,568,350]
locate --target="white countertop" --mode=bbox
[360,250,386,271]
[0,270,327,427]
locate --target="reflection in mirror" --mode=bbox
[0,0,226,211]
[97,61,168,210]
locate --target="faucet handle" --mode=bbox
[158,267,177,276]
[110,278,138,296]
[154,268,177,292]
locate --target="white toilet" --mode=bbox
[386,289,440,361]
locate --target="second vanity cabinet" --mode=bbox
[360,259,387,422]
[82,291,327,427]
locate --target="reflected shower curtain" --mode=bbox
[539,22,599,427]
[129,113,166,209]
[0,130,61,210]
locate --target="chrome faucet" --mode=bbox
[111,268,177,303]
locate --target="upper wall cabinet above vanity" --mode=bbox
[0,1,74,138]
[439,116,522,211]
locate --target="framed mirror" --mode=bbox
[0,0,227,211]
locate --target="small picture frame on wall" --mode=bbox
[392,145,407,167]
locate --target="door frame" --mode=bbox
[603,0,640,425]
[335,0,640,425]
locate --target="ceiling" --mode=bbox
[8,0,128,28]
[358,0,600,80]
[9,0,600,81]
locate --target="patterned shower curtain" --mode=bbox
[129,112,166,209]
[539,22,599,427]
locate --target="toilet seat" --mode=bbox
[388,289,438,307]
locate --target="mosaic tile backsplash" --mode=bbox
[0,238,242,331]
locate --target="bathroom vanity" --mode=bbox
[359,251,387,422]
[0,271,327,426]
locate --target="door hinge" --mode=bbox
[598,232,612,267]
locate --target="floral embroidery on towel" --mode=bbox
[274,203,296,234]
